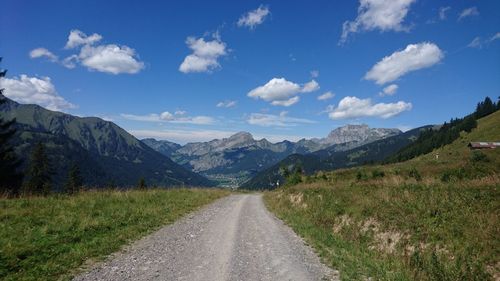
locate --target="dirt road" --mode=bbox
[74,194,339,281]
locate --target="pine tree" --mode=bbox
[64,163,83,194]
[0,58,23,195]
[24,142,52,195]
[137,177,146,190]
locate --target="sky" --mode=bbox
[1,0,499,144]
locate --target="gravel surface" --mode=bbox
[74,194,339,281]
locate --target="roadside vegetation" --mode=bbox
[0,188,229,281]
[265,110,500,280]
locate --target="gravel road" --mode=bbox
[74,194,339,281]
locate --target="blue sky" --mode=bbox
[1,0,499,144]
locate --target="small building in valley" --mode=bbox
[468,142,500,149]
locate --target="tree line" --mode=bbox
[387,96,500,163]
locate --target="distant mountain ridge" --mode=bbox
[241,126,431,189]
[0,95,212,188]
[143,125,402,186]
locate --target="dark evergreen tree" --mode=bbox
[0,58,23,195]
[24,142,52,195]
[64,163,83,194]
[137,177,146,190]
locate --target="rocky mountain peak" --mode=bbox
[324,124,401,145]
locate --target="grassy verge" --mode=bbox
[264,179,499,280]
[0,188,229,281]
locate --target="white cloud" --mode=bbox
[61,55,78,69]
[65,29,102,49]
[467,33,500,49]
[379,84,399,96]
[78,44,144,74]
[468,37,482,48]
[302,80,320,93]
[310,70,319,78]
[237,5,270,29]
[30,30,144,74]
[327,96,412,119]
[247,111,316,127]
[317,91,335,101]
[247,78,320,106]
[121,111,215,125]
[0,75,76,111]
[458,7,479,21]
[439,6,451,20]
[29,48,58,62]
[271,96,300,107]
[216,100,237,108]
[340,0,416,44]
[179,35,227,73]
[365,42,444,85]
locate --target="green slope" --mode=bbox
[0,95,213,188]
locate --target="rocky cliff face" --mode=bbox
[321,124,401,146]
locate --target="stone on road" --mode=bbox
[74,194,339,281]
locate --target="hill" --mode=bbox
[263,110,500,280]
[0,95,213,189]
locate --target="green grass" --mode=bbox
[264,112,500,280]
[0,188,229,281]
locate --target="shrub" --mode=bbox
[408,167,422,181]
[371,169,385,179]
[470,151,489,163]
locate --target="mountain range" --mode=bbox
[241,126,432,189]
[142,125,402,186]
[0,95,212,189]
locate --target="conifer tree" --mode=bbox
[0,58,23,195]
[64,163,83,194]
[24,142,52,195]
[138,177,146,190]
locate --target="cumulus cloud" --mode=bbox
[65,29,102,49]
[247,78,320,106]
[29,48,58,62]
[29,30,144,74]
[121,111,215,125]
[379,84,398,96]
[61,55,78,69]
[365,42,444,85]
[317,91,335,101]
[439,6,451,20]
[237,5,270,29]
[0,75,76,111]
[302,80,320,93]
[78,44,144,74]
[327,96,412,119]
[271,96,300,107]
[458,7,479,21]
[340,0,416,44]
[179,35,227,73]
[247,111,316,127]
[216,100,237,108]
